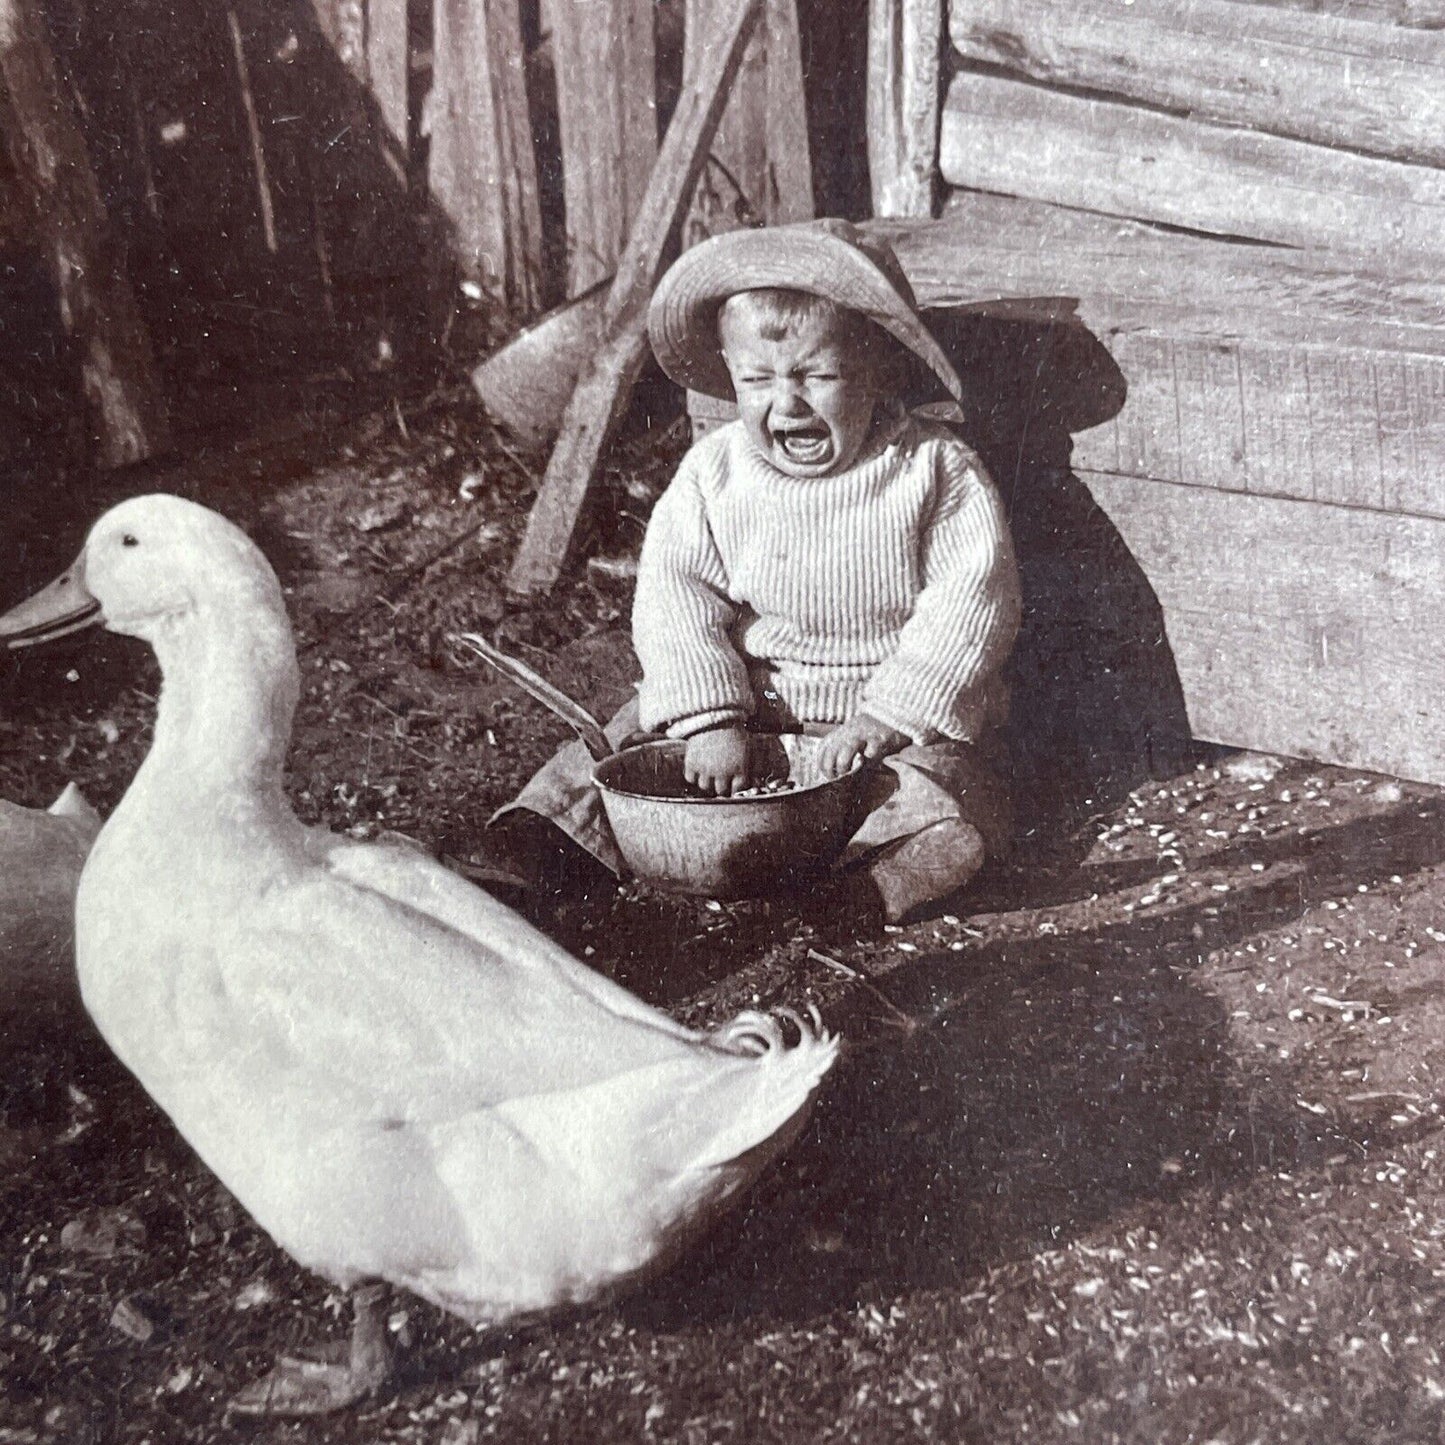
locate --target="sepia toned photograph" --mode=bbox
[2,0,1443,1439]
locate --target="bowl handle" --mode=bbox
[450,632,613,761]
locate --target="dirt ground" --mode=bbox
[3,391,1445,1445]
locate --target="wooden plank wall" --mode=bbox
[1245,0,1444,24]
[681,0,814,433]
[882,192,1445,357]
[942,0,1445,262]
[950,0,1445,166]
[927,0,1445,781]
[888,194,1445,521]
[33,0,822,350]
[940,71,1445,268]
[681,0,813,243]
[0,0,170,465]
[307,0,404,141]
[866,0,943,218]
[427,0,542,312]
[509,0,768,594]
[544,0,656,297]
[1078,477,1445,786]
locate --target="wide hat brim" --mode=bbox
[647,219,963,404]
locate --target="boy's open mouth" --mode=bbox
[772,424,833,466]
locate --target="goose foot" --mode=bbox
[228,1283,392,1417]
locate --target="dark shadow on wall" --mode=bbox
[933,307,1201,864]
[34,0,451,440]
[795,0,871,218]
[10,0,871,473]
[0,256,82,479]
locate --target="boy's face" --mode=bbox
[718,305,881,478]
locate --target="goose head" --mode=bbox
[0,496,300,786]
[1,495,289,651]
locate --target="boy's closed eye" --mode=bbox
[717,299,882,476]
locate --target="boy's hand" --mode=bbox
[817,714,909,779]
[685,726,752,796]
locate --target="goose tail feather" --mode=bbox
[684,1005,839,1173]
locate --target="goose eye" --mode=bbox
[121,534,139,548]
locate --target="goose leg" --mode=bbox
[227,1282,393,1417]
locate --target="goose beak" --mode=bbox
[0,555,102,649]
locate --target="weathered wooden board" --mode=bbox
[681,0,812,244]
[471,282,609,447]
[427,0,541,311]
[545,0,656,296]
[0,0,170,466]
[872,194,1445,517]
[939,70,1445,265]
[508,0,765,594]
[1069,331,1445,519]
[1241,0,1445,27]
[867,0,943,217]
[307,0,406,166]
[1076,472,1445,784]
[949,0,1445,167]
[307,0,363,71]
[366,0,409,153]
[879,192,1445,357]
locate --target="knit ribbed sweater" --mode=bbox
[633,411,1021,745]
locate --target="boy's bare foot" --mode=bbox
[867,819,987,925]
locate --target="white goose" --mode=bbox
[0,495,837,1414]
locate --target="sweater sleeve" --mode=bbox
[861,440,1021,743]
[632,458,754,738]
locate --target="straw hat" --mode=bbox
[648,218,962,404]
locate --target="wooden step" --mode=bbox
[881,191,1445,356]
[875,191,1445,779]
[874,193,1445,520]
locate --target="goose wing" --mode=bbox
[205,841,703,1122]
[319,832,699,1040]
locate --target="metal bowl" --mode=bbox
[592,735,868,899]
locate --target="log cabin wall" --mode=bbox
[899,0,1445,785]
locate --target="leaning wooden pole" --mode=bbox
[0,0,171,467]
[226,7,277,254]
[682,0,813,240]
[506,0,765,596]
